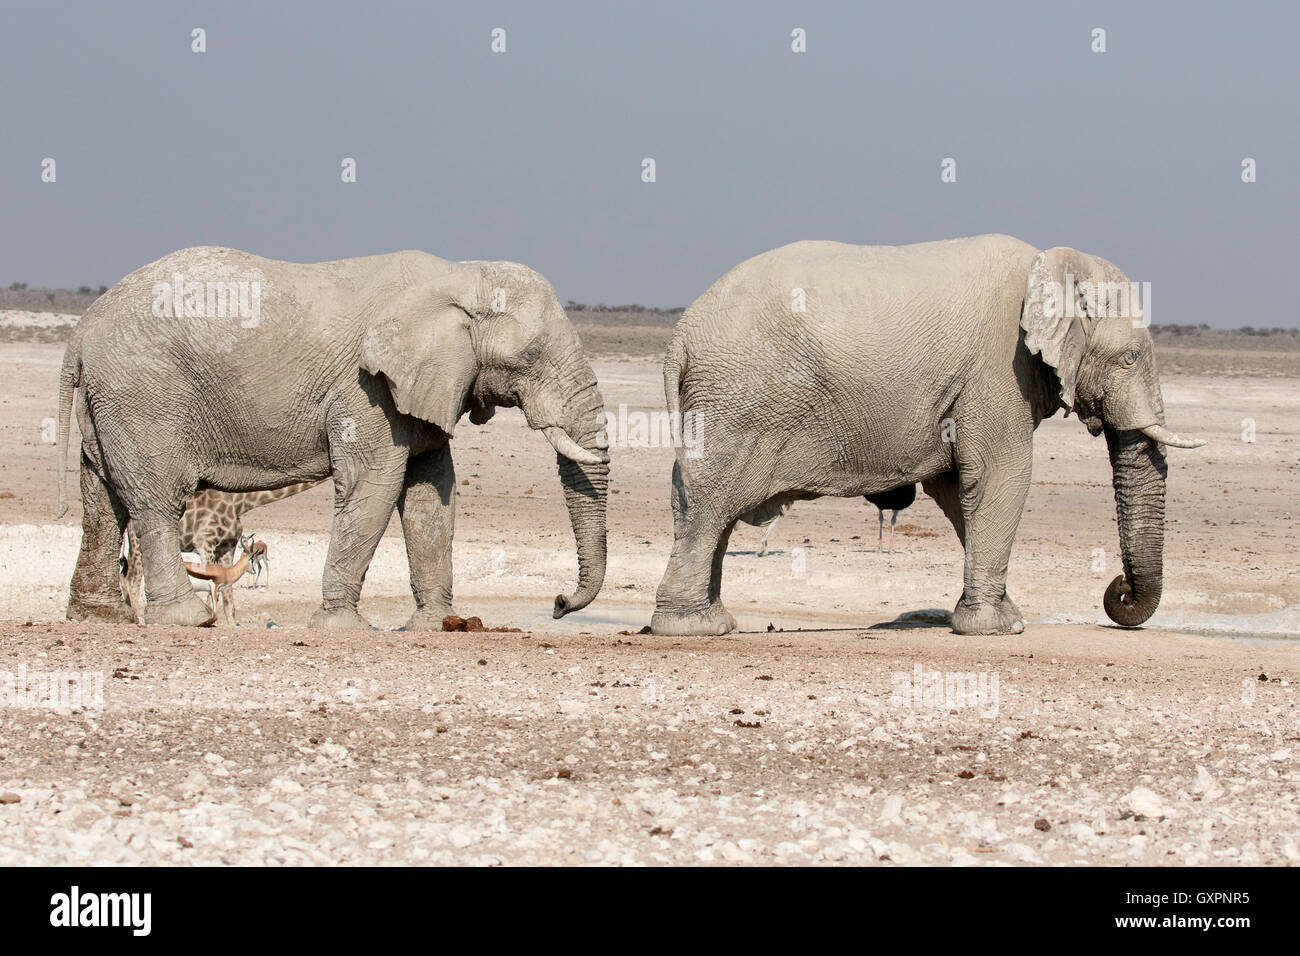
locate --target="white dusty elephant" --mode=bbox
[651,234,1204,636]
[58,247,609,629]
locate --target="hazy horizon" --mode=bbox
[2,1,1296,325]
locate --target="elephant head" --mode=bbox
[1022,247,1205,628]
[359,259,609,618]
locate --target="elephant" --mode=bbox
[651,234,1204,636]
[57,246,609,629]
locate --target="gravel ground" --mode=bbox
[1,619,1296,866]
[3,341,1298,866]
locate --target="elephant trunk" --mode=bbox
[1103,426,1168,627]
[551,379,609,618]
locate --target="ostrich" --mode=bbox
[756,483,917,555]
[757,502,792,557]
[865,484,917,553]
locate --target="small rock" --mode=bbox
[886,841,917,865]
[0,792,20,805]
[1192,765,1223,800]
[1120,786,1169,819]
[879,795,904,822]
[449,826,478,849]
[269,777,304,795]
[1004,842,1042,863]
[1065,822,1096,843]
[319,742,349,763]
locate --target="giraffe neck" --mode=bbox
[230,479,325,517]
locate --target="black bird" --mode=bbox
[865,484,917,552]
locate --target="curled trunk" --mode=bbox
[1103,426,1168,626]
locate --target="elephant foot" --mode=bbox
[309,607,374,630]
[67,598,137,625]
[145,595,217,627]
[650,604,737,636]
[951,595,1024,635]
[401,605,453,632]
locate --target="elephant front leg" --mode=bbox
[310,446,408,631]
[949,440,1032,636]
[397,446,456,632]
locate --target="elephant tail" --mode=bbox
[663,334,688,459]
[55,329,83,518]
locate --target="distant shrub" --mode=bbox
[565,301,684,316]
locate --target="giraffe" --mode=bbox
[120,480,324,623]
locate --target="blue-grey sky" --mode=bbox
[2,1,1296,325]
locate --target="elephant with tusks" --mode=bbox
[652,234,1203,636]
[59,247,609,629]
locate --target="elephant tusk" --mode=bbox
[1139,424,1206,449]
[543,426,607,465]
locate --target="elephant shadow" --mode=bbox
[867,608,954,630]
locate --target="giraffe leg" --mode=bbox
[118,523,147,623]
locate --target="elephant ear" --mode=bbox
[360,280,480,436]
[1021,247,1092,408]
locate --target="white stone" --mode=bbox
[879,794,904,822]
[1120,786,1169,819]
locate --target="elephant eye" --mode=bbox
[1122,347,1140,366]
[521,341,543,364]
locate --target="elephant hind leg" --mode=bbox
[132,512,216,626]
[67,450,135,624]
[651,460,739,635]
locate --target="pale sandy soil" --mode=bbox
[0,338,1296,865]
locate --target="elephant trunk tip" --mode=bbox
[1103,574,1159,627]
[553,592,579,619]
